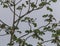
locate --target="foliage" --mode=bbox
[0,0,60,46]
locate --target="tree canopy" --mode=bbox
[0,0,60,46]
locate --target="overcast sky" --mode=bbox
[0,0,60,46]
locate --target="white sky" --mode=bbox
[0,0,60,46]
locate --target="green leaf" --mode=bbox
[56,29,60,35]
[47,6,53,12]
[52,34,57,37]
[31,2,36,8]
[3,4,8,8]
[8,43,14,46]
[1,24,6,29]
[52,23,57,28]
[52,0,57,2]
[51,39,56,43]
[22,4,26,7]
[27,44,32,46]
[16,38,20,42]
[32,23,37,27]
[25,30,32,33]
[34,29,40,33]
[32,33,44,41]
[17,31,21,33]
[52,18,56,21]
[48,14,53,18]
[17,6,22,10]
[37,42,43,46]
[39,2,47,6]
[33,29,45,35]
[13,35,17,41]
[14,26,19,30]
[25,17,30,20]
[45,19,52,22]
[42,14,48,17]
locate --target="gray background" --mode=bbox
[0,0,60,46]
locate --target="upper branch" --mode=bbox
[15,0,22,5]
[15,6,43,23]
[8,3,19,17]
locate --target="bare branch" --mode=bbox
[35,0,38,5]
[8,3,19,17]
[41,39,53,44]
[28,22,32,30]
[0,19,10,27]
[0,34,8,36]
[28,0,30,12]
[19,34,28,38]
[38,22,50,29]
[25,35,32,40]
[15,0,22,5]
[16,9,22,26]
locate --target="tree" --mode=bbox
[0,0,60,46]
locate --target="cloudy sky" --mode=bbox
[0,0,60,46]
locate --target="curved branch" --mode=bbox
[8,3,19,17]
[27,0,30,12]
[0,34,8,36]
[0,19,10,27]
[15,6,43,23]
[38,22,50,29]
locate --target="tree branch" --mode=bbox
[41,39,53,44]
[19,34,28,38]
[28,22,32,30]
[10,0,16,46]
[8,3,19,17]
[35,0,38,5]
[0,34,8,36]
[15,0,22,5]
[38,22,50,29]
[27,0,30,12]
[0,19,10,27]
[16,9,22,27]
[15,6,43,24]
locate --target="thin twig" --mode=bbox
[41,39,53,44]
[0,19,10,27]
[15,0,22,5]
[38,22,50,29]
[0,34,8,36]
[28,0,30,12]
[8,3,18,17]
[16,9,22,26]
[35,0,38,5]
[25,35,32,41]
[28,22,32,30]
[19,34,28,38]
